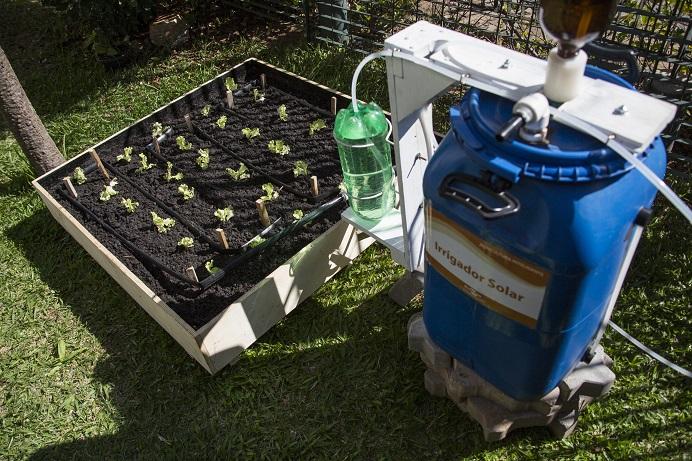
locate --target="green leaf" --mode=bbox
[57,339,66,361]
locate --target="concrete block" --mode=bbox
[408,312,616,442]
[389,271,424,307]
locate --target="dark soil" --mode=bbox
[42,69,345,329]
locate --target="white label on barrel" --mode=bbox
[425,207,550,329]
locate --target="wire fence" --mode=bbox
[231,0,691,165]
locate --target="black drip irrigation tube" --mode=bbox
[189,121,339,203]
[59,181,345,292]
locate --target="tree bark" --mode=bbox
[0,45,64,176]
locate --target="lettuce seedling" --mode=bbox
[267,140,290,156]
[293,160,308,177]
[116,146,133,163]
[121,198,139,213]
[176,135,193,151]
[205,259,220,274]
[248,236,266,248]
[226,163,249,181]
[225,77,238,92]
[214,207,234,222]
[278,104,288,121]
[163,161,184,181]
[178,184,195,201]
[216,115,227,129]
[136,153,156,173]
[242,127,260,140]
[201,105,211,116]
[309,119,327,135]
[72,167,87,185]
[177,237,194,249]
[99,179,119,201]
[196,149,210,169]
[152,122,164,138]
[292,209,304,221]
[260,183,278,202]
[151,212,175,233]
[252,88,265,102]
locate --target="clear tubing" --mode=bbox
[351,50,391,112]
[551,111,692,225]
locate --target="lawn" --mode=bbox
[0,1,690,459]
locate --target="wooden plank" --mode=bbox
[197,220,374,373]
[32,179,213,372]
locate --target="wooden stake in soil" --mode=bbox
[215,228,230,250]
[88,148,110,180]
[62,177,78,198]
[226,91,234,109]
[184,114,193,132]
[255,199,271,227]
[260,73,266,90]
[153,136,161,155]
[331,96,337,115]
[185,266,199,283]
[310,175,320,197]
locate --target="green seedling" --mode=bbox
[176,135,193,150]
[151,212,175,233]
[116,146,133,163]
[214,207,234,222]
[260,183,278,202]
[201,105,211,116]
[242,127,260,140]
[121,198,139,213]
[309,119,327,135]
[226,163,250,181]
[163,161,184,181]
[152,122,164,138]
[178,184,195,201]
[338,182,348,194]
[216,115,227,129]
[292,209,304,221]
[267,140,290,156]
[248,236,266,248]
[72,167,87,185]
[205,259,220,274]
[196,148,210,169]
[278,104,288,121]
[136,153,156,173]
[252,88,265,102]
[177,237,194,249]
[293,160,308,177]
[225,77,238,92]
[99,179,119,201]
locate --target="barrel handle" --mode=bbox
[439,174,520,219]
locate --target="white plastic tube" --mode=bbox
[351,50,391,112]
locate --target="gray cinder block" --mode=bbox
[407,313,615,441]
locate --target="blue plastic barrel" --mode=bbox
[422,66,666,401]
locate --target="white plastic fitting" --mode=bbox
[514,93,550,143]
[543,48,587,103]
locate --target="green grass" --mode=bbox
[0,1,690,459]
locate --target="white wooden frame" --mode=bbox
[32,59,375,374]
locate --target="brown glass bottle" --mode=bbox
[540,0,617,57]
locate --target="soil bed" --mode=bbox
[40,65,346,329]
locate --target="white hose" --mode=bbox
[351,50,391,112]
[551,111,692,225]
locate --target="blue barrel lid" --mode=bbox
[452,65,661,183]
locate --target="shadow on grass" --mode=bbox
[8,207,689,457]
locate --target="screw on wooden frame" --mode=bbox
[215,228,230,250]
[88,148,110,179]
[62,177,78,198]
[256,199,270,227]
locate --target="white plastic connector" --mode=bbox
[544,48,587,103]
[514,93,550,143]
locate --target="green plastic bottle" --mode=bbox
[333,102,395,221]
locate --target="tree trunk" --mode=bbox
[0,45,64,176]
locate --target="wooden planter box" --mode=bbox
[32,59,374,374]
